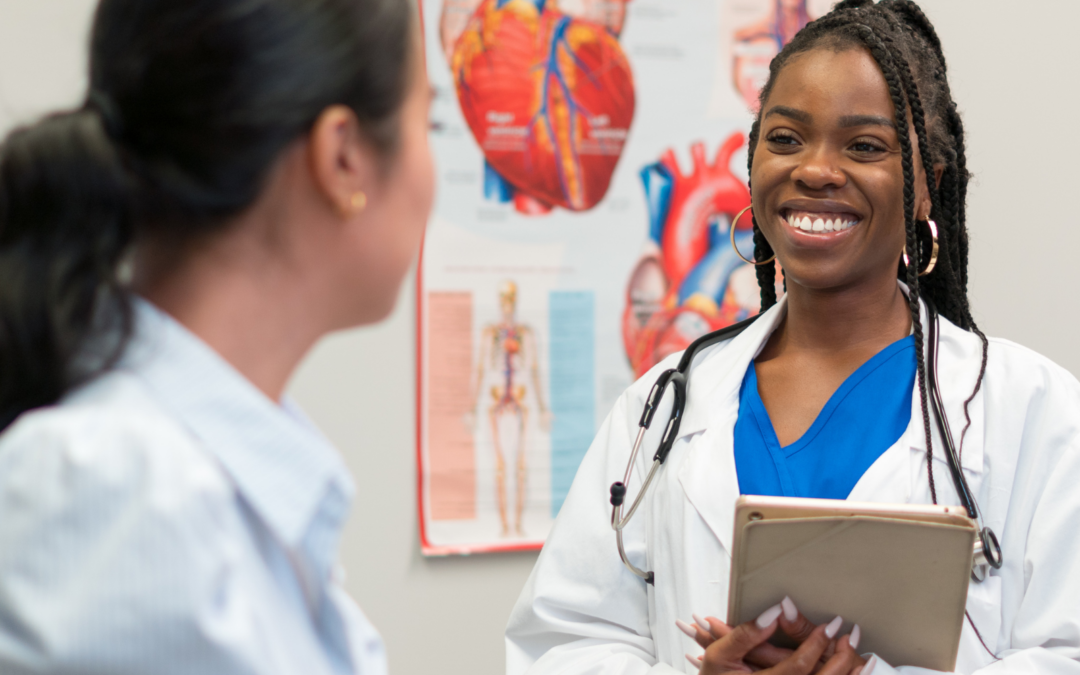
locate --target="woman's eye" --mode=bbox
[851,140,886,154]
[766,132,798,146]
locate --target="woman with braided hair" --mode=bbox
[506,1,1080,674]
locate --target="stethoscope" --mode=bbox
[608,298,1003,586]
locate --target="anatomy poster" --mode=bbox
[418,0,829,555]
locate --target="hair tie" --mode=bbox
[87,89,124,140]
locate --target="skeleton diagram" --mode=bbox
[469,281,551,537]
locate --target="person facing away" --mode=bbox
[0,0,434,672]
[506,1,1080,674]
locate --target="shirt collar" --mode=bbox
[122,298,355,548]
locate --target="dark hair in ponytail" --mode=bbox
[0,0,416,431]
[0,111,132,431]
[746,0,988,500]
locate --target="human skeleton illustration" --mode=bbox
[469,282,551,536]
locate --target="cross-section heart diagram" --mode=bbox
[623,132,770,376]
[449,0,636,214]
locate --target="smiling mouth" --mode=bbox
[781,209,861,233]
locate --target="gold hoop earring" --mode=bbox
[350,191,368,213]
[902,218,939,277]
[729,205,776,266]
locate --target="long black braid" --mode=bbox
[745,0,990,501]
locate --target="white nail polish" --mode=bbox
[685,653,703,669]
[692,613,710,632]
[781,596,798,622]
[676,619,697,639]
[850,624,861,649]
[825,615,844,639]
[755,603,783,629]
[864,655,878,674]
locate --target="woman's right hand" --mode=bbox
[682,602,865,675]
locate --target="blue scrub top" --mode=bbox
[734,336,916,499]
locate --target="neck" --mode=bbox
[773,274,912,356]
[134,234,328,402]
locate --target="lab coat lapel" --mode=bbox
[906,305,987,508]
[676,301,787,555]
[847,302,986,506]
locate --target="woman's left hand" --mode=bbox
[679,598,866,673]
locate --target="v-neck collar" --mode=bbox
[747,335,915,456]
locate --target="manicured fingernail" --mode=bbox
[825,615,844,639]
[676,619,697,638]
[685,653,703,668]
[864,655,878,674]
[781,595,798,622]
[755,603,783,629]
[692,613,710,632]
[850,623,861,650]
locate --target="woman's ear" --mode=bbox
[308,105,376,219]
[918,163,946,220]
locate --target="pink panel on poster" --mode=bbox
[427,291,476,521]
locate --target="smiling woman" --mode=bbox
[505,2,1080,675]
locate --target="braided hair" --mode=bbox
[746,0,988,501]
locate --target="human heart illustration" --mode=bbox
[623,132,774,376]
[451,0,636,213]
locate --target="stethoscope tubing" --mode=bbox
[609,304,1002,586]
[925,299,1004,575]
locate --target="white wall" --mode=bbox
[2,2,1078,675]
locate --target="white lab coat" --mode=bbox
[506,293,1080,674]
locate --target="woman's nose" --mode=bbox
[790,146,846,191]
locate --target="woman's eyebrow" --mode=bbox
[838,114,896,129]
[764,105,812,123]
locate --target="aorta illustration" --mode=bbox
[623,132,768,377]
[444,0,636,215]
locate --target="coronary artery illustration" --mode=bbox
[623,132,762,376]
[446,0,636,214]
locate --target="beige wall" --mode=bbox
[2,2,1078,674]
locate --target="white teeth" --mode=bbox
[784,212,859,232]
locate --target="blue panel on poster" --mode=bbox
[548,291,595,517]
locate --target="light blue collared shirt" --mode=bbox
[0,300,387,674]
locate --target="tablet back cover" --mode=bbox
[728,516,974,671]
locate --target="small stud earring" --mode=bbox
[350,191,367,213]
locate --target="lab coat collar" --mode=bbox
[121,298,355,550]
[672,287,986,472]
[675,296,789,440]
[675,297,787,553]
[674,285,987,553]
